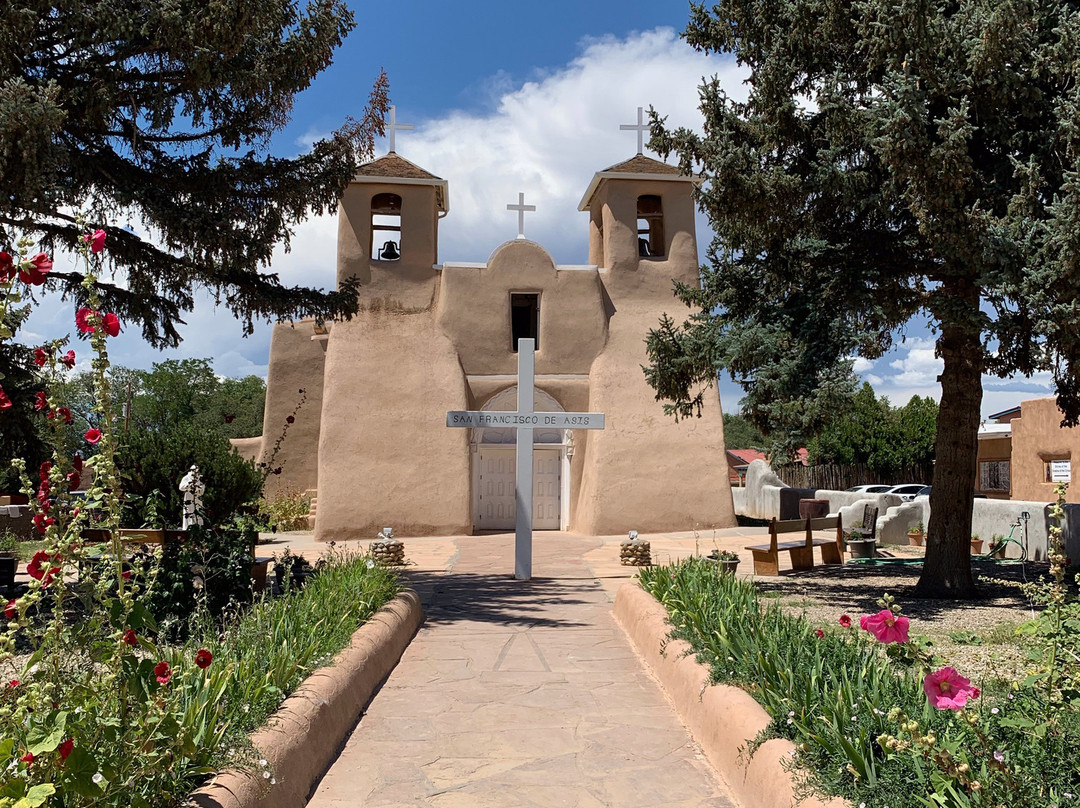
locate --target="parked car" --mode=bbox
[847,484,892,494]
[916,486,986,499]
[883,483,930,502]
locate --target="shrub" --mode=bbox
[116,423,262,528]
[259,488,311,532]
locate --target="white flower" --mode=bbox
[788,711,795,717]
[860,803,866,808]
[259,759,267,767]
[263,771,271,779]
[243,704,250,713]
[851,716,857,722]
[92,773,103,784]
[366,559,375,569]
[270,778,276,785]
[787,718,793,725]
[991,707,999,715]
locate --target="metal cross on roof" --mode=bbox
[387,105,413,153]
[620,106,649,155]
[506,192,536,239]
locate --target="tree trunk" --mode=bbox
[915,319,983,598]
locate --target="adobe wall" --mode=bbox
[1011,397,1080,503]
[259,320,326,499]
[314,307,471,541]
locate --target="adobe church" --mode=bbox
[237,116,736,541]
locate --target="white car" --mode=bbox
[883,483,929,502]
[847,485,892,494]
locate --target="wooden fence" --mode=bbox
[774,462,934,491]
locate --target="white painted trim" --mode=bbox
[555,264,598,271]
[442,261,488,269]
[560,444,571,531]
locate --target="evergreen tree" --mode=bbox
[0,1,388,347]
[722,412,767,450]
[644,0,1080,596]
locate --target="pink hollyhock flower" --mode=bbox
[0,386,10,411]
[27,550,61,584]
[33,347,49,367]
[860,609,910,644]
[101,312,120,337]
[75,307,97,333]
[84,427,102,444]
[154,661,172,685]
[57,407,72,425]
[839,614,852,628]
[4,599,16,619]
[60,349,76,368]
[0,251,13,281]
[58,738,73,762]
[123,629,137,646]
[85,229,106,253]
[924,667,979,711]
[18,253,52,285]
[33,391,47,411]
[195,648,213,669]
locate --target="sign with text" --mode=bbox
[1049,459,1072,483]
[446,411,604,429]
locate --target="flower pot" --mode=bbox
[970,539,984,554]
[0,555,16,590]
[908,531,924,547]
[799,498,830,520]
[719,559,739,575]
[847,539,877,560]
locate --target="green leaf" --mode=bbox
[61,747,102,797]
[15,784,55,808]
[26,712,67,756]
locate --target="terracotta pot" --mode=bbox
[798,498,830,519]
[908,531,924,547]
[970,539,984,554]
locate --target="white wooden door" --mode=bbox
[475,447,561,531]
[533,449,560,529]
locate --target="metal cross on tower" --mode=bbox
[620,106,649,155]
[446,339,605,580]
[387,105,413,153]
[506,192,536,240]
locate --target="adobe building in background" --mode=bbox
[976,398,1080,503]
[234,136,736,541]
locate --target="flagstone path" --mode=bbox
[305,533,739,807]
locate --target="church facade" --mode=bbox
[238,148,736,541]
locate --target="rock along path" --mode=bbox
[306,533,738,808]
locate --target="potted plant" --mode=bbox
[705,549,740,574]
[988,533,1007,558]
[907,521,925,547]
[970,533,984,554]
[844,530,877,560]
[0,531,18,591]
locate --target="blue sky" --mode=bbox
[20,1,1056,420]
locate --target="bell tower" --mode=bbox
[337,151,449,310]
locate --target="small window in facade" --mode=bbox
[636,194,664,257]
[371,193,402,260]
[1045,456,1071,484]
[510,294,540,353]
[979,460,1010,493]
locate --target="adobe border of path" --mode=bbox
[614,582,849,808]
[187,589,424,808]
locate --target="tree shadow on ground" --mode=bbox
[402,568,601,630]
[753,559,1047,620]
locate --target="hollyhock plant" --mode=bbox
[27,551,61,584]
[58,738,74,762]
[860,609,910,644]
[61,349,76,368]
[33,347,49,367]
[33,391,47,411]
[123,629,137,646]
[924,667,980,711]
[85,427,102,444]
[4,599,15,619]
[195,649,213,669]
[101,312,121,337]
[839,614,852,628]
[76,307,96,334]
[154,661,172,685]
[18,253,52,285]
[0,251,13,281]
[0,386,10,410]
[85,229,106,253]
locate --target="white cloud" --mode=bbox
[887,338,942,388]
[852,356,875,373]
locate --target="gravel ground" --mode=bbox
[756,551,1049,687]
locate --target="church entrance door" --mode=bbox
[475,447,560,531]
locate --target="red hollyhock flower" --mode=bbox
[18,253,52,285]
[46,408,56,420]
[123,629,137,646]
[33,347,49,367]
[39,461,51,480]
[33,391,47,411]
[8,680,19,688]
[60,349,76,368]
[121,570,131,580]
[57,407,73,425]
[0,251,13,281]
[223,414,235,423]
[32,513,55,534]
[4,599,16,619]
[839,615,852,628]
[272,467,282,475]
[66,471,81,489]
[0,386,10,411]
[27,550,61,583]
[154,661,172,685]
[814,628,825,638]
[21,752,34,764]
[195,649,213,669]
[58,738,73,762]
[101,313,120,337]
[85,229,107,253]
[84,427,102,444]
[75,307,97,334]
[286,415,295,424]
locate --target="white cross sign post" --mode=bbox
[620,106,649,155]
[387,105,413,153]
[446,338,604,580]
[506,192,536,240]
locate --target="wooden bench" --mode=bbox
[745,516,844,576]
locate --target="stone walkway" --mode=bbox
[306,533,738,808]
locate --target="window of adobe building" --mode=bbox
[371,193,402,260]
[510,293,540,353]
[636,195,664,258]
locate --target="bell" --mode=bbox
[638,237,651,257]
[379,240,400,260]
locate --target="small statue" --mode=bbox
[179,465,205,529]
